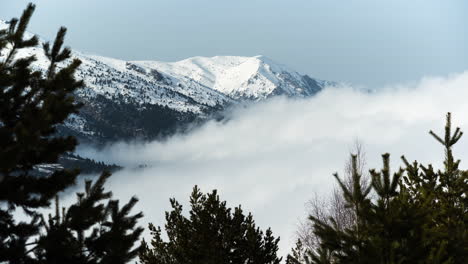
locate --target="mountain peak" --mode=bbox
[0,18,334,142]
[0,21,333,108]
[130,55,323,99]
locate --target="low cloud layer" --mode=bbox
[77,71,468,258]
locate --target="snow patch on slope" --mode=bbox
[133,55,318,99]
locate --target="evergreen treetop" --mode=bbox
[0,4,83,261]
[139,185,282,264]
[0,3,143,263]
[289,113,468,264]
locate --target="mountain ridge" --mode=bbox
[0,20,335,143]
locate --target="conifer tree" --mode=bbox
[0,4,82,262]
[309,155,374,263]
[34,172,144,264]
[291,142,368,262]
[289,113,467,264]
[0,3,143,263]
[285,239,316,264]
[139,186,282,264]
[401,113,468,263]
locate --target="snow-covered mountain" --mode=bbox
[1,20,334,142]
[134,55,330,99]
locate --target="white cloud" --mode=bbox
[76,70,468,259]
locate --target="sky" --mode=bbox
[1,0,468,87]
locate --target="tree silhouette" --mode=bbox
[0,3,143,263]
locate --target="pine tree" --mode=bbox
[291,113,467,264]
[0,4,82,262]
[285,239,317,264]
[401,113,468,263]
[367,154,402,263]
[290,142,369,263]
[34,172,144,264]
[139,186,282,264]
[0,3,143,263]
[304,155,373,263]
[367,154,428,263]
[304,155,425,264]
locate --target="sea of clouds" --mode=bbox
[74,70,468,258]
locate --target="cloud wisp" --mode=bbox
[76,70,468,258]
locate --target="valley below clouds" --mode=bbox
[75,70,468,258]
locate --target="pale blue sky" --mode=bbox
[1,0,468,87]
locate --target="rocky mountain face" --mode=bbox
[1,20,334,145]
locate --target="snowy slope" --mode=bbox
[134,55,328,99]
[1,19,331,107]
[74,53,232,113]
[0,19,334,141]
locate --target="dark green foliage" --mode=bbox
[289,113,468,264]
[0,4,82,262]
[58,153,122,175]
[401,113,468,263]
[31,154,122,178]
[139,186,282,264]
[286,239,315,264]
[0,4,142,263]
[67,95,199,144]
[34,172,144,264]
